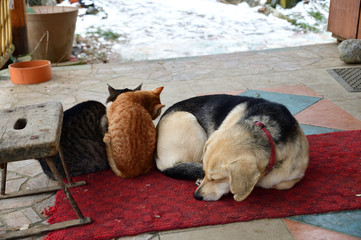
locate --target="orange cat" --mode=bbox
[103,86,165,178]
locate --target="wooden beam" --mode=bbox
[0,181,86,199]
[0,217,91,240]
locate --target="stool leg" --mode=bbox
[0,163,7,196]
[45,157,85,219]
[57,146,73,185]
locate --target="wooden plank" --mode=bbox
[358,7,361,39]
[327,0,361,40]
[0,217,91,240]
[0,181,86,199]
[0,102,63,164]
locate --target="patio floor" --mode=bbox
[0,42,360,239]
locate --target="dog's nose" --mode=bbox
[193,191,203,201]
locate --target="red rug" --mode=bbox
[45,130,361,240]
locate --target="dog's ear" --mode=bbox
[202,137,211,152]
[227,159,261,202]
[201,132,215,162]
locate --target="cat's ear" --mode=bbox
[107,84,116,95]
[152,86,164,95]
[134,83,142,91]
[152,104,166,119]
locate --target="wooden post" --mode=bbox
[58,146,74,185]
[9,0,28,56]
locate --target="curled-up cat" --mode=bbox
[104,86,165,178]
[38,84,142,180]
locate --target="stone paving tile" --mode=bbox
[21,235,45,240]
[295,98,361,130]
[7,160,44,178]
[232,72,300,89]
[188,78,243,94]
[3,171,23,181]
[333,98,361,121]
[0,193,53,211]
[2,209,34,228]
[158,219,294,240]
[21,207,42,224]
[117,233,157,240]
[72,89,108,104]
[284,219,361,240]
[300,124,341,135]
[32,195,57,220]
[105,76,152,88]
[241,89,322,115]
[5,177,28,193]
[25,173,53,191]
[6,160,35,171]
[0,222,4,235]
[302,44,340,58]
[257,85,322,97]
[160,81,196,108]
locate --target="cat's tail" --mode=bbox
[160,162,204,181]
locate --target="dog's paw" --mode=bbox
[195,178,203,186]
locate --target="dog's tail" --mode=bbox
[161,162,204,181]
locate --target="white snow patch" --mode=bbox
[59,0,334,62]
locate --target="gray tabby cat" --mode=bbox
[39,84,142,179]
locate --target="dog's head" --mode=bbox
[194,128,262,202]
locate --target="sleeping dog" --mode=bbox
[155,94,309,202]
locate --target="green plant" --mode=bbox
[26,0,42,6]
[26,7,35,13]
[309,10,325,22]
[86,27,120,41]
[280,14,320,33]
[297,22,319,32]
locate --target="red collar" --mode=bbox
[254,121,276,176]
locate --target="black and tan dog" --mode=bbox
[155,94,309,202]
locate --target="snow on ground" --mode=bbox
[59,0,334,62]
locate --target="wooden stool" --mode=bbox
[0,102,91,239]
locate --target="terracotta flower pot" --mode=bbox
[9,60,52,85]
